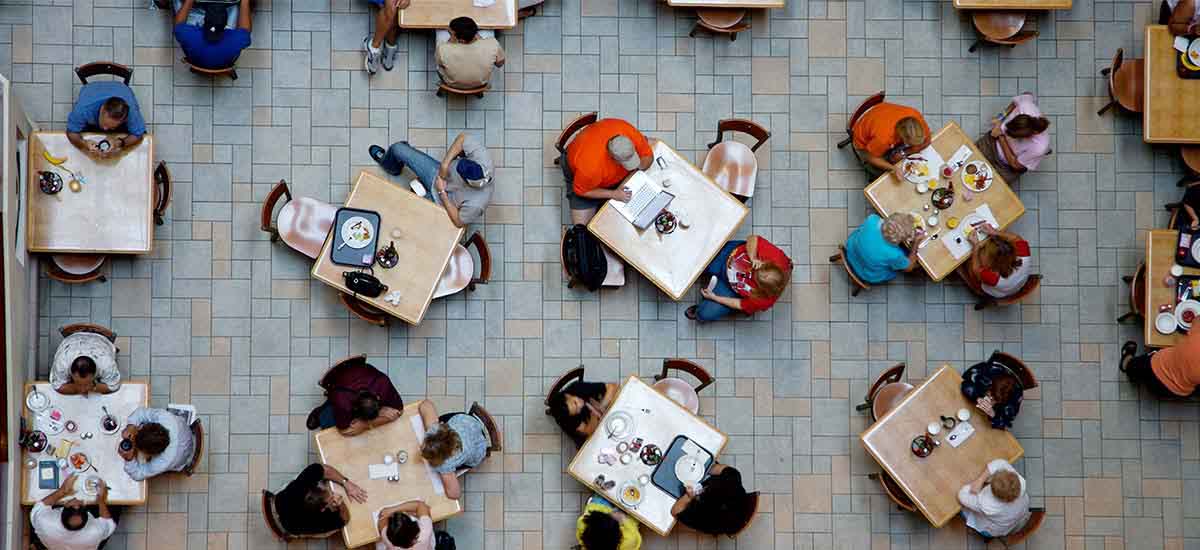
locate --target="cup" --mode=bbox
[383,454,394,465]
[620,453,633,465]
[957,408,971,422]
[1172,264,1185,277]
[926,421,942,437]
[397,450,408,464]
[637,474,650,486]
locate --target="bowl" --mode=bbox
[1156,312,1178,334]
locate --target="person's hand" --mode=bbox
[434,175,447,194]
[699,288,716,300]
[344,480,368,503]
[97,480,109,500]
[392,0,410,9]
[417,502,432,516]
[84,140,104,158]
[1189,22,1200,35]
[61,474,78,494]
[1190,219,1199,230]
[976,395,995,417]
[684,485,696,498]
[611,187,633,202]
[121,425,137,440]
[379,407,402,422]
[989,119,1003,138]
[344,419,368,436]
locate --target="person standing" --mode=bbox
[171,0,253,70]
[368,132,495,228]
[435,17,505,89]
[30,475,117,550]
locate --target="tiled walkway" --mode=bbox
[4,0,1194,547]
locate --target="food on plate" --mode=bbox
[348,221,371,242]
[1184,309,1196,324]
[965,164,978,175]
[947,217,960,229]
[623,485,641,502]
[69,453,88,470]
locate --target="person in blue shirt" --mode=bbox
[173,0,252,71]
[844,213,921,284]
[66,80,147,159]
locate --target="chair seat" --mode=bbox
[433,244,477,299]
[1183,146,1200,173]
[703,141,758,198]
[1113,59,1145,113]
[602,246,625,286]
[278,197,337,259]
[871,382,914,420]
[52,254,105,275]
[972,11,1025,40]
[697,7,747,29]
[653,378,700,414]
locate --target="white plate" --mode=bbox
[619,481,644,506]
[604,411,635,440]
[80,475,102,497]
[1190,239,1200,264]
[339,216,374,249]
[961,213,992,239]
[1157,312,1178,334]
[900,159,934,184]
[960,161,993,192]
[1189,39,1200,67]
[1175,300,1200,330]
[26,390,49,412]
[675,455,705,484]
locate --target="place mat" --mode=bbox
[410,415,446,496]
[941,204,999,260]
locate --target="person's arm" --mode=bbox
[68,132,101,156]
[902,248,920,272]
[1185,203,1200,229]
[94,383,114,394]
[599,383,619,410]
[494,45,505,68]
[376,502,421,533]
[578,187,631,201]
[367,406,402,428]
[339,419,369,436]
[56,382,84,395]
[322,464,368,503]
[237,0,252,30]
[440,472,462,499]
[41,474,78,507]
[745,235,760,261]
[670,491,694,517]
[96,480,112,519]
[174,0,195,25]
[699,288,745,312]
[107,133,144,157]
[439,133,468,178]
[418,400,439,427]
[434,178,466,228]
[863,151,895,173]
[995,135,1027,173]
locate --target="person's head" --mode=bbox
[133,422,170,456]
[385,512,420,547]
[978,237,1022,278]
[578,510,622,550]
[881,213,917,246]
[202,4,227,43]
[98,98,129,131]
[350,390,382,422]
[1004,114,1050,139]
[303,484,345,514]
[456,158,491,188]
[449,16,479,42]
[751,261,791,299]
[69,356,97,385]
[420,423,463,467]
[989,373,1020,404]
[606,135,640,171]
[895,116,927,149]
[546,390,594,440]
[989,470,1022,502]
[60,500,89,531]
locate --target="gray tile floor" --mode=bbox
[4,0,1195,547]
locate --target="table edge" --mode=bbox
[397,0,517,29]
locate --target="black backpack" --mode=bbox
[435,530,455,550]
[562,224,608,291]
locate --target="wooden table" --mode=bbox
[399,0,517,29]
[860,366,1024,527]
[315,401,462,549]
[21,383,149,506]
[666,0,785,8]
[863,122,1025,282]
[1144,25,1200,144]
[27,132,155,254]
[587,141,749,300]
[567,376,728,536]
[311,171,463,325]
[1143,229,1195,348]
[952,0,1069,9]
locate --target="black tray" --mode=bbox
[1176,36,1200,78]
[1177,229,1200,268]
[330,207,381,267]
[651,435,714,500]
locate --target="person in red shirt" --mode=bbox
[850,102,931,179]
[305,357,405,436]
[560,118,654,223]
[1120,334,1200,398]
[686,235,793,322]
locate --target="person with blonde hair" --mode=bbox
[843,213,921,284]
[958,459,1030,538]
[850,101,931,178]
[685,235,793,322]
[417,401,489,499]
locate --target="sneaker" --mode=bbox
[305,404,326,430]
[381,41,399,71]
[363,36,381,75]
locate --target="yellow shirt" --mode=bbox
[575,499,642,550]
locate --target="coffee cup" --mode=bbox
[926,421,942,437]
[957,408,971,422]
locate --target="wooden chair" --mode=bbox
[60,323,118,353]
[1117,262,1146,324]
[183,58,238,81]
[1178,146,1200,187]
[1098,48,1145,116]
[559,229,626,289]
[260,490,293,542]
[726,491,760,538]
[436,82,489,99]
[75,61,132,85]
[545,365,585,407]
[655,359,714,394]
[838,91,887,171]
[45,255,107,284]
[689,8,751,41]
[183,420,204,476]
[869,472,917,512]
[469,402,503,455]
[856,363,912,421]
[995,508,1046,547]
[703,119,770,201]
[339,294,389,327]
[988,350,1038,390]
[153,161,172,226]
[968,12,1038,53]
[433,232,492,299]
[974,274,1042,311]
[554,112,599,165]
[829,245,871,297]
[260,180,338,259]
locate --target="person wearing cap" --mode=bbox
[172,0,252,71]
[368,132,494,228]
[850,101,931,179]
[435,16,505,89]
[561,118,654,224]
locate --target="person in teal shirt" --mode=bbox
[845,213,920,284]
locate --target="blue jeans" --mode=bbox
[173,0,239,28]
[377,142,438,204]
[695,240,745,322]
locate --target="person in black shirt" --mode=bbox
[669,464,758,536]
[271,463,367,537]
[1172,183,1200,230]
[544,379,618,446]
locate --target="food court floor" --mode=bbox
[5,0,1192,547]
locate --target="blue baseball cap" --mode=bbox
[456,159,489,188]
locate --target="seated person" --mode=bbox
[1162,0,1200,35]
[1121,331,1200,398]
[561,118,653,224]
[375,500,434,550]
[272,463,367,538]
[368,132,495,228]
[844,213,920,284]
[435,17,505,89]
[961,361,1024,429]
[118,406,196,480]
[545,379,619,445]
[49,331,120,395]
[977,93,1050,184]
[851,101,930,178]
[30,475,115,550]
[363,0,410,75]
[961,225,1033,299]
[417,400,490,499]
[958,459,1030,538]
[66,78,147,158]
[172,0,252,71]
[669,464,756,535]
[686,235,793,323]
[576,495,642,550]
[1171,183,1200,230]
[306,357,404,436]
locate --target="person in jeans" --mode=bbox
[1121,331,1200,398]
[686,235,793,322]
[362,0,410,75]
[30,475,117,550]
[976,93,1050,185]
[368,132,495,227]
[305,357,404,436]
[118,407,196,480]
[417,400,489,499]
[958,459,1030,538]
[171,0,252,70]
[49,331,120,396]
[435,17,505,89]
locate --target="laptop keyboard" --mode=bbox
[624,185,657,216]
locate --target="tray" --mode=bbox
[330,207,381,267]
[1178,229,1200,268]
[651,435,714,500]
[1177,36,1200,78]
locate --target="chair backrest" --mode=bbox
[545,365,585,406]
[465,232,492,286]
[556,112,599,155]
[260,180,293,238]
[993,29,1038,46]
[75,62,132,85]
[971,11,1026,41]
[988,350,1038,390]
[727,491,760,538]
[469,401,503,454]
[995,274,1041,306]
[318,354,369,389]
[182,58,237,77]
[865,362,906,404]
[339,294,389,327]
[837,245,872,292]
[707,118,771,152]
[1131,262,1146,317]
[44,257,106,284]
[657,359,714,393]
[184,420,204,476]
[1108,48,1125,98]
[260,490,292,541]
[438,82,490,96]
[878,473,917,512]
[60,322,117,343]
[847,92,886,134]
[1002,508,1045,546]
[153,161,172,226]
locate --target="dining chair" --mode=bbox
[1166,200,1182,229]
[559,229,626,289]
[689,8,751,41]
[838,91,886,167]
[653,359,713,414]
[469,402,503,455]
[544,365,585,407]
[260,180,338,260]
[987,350,1038,390]
[856,363,912,422]
[153,161,173,226]
[968,11,1038,53]
[868,472,917,512]
[1178,146,1200,187]
[433,232,492,299]
[829,245,871,297]
[1116,261,1146,324]
[260,490,294,542]
[703,119,770,202]
[75,61,133,85]
[991,508,1046,548]
[183,420,204,476]
[725,491,760,538]
[339,294,389,327]
[182,57,239,81]
[655,359,714,393]
[436,82,490,99]
[1098,48,1145,116]
[973,275,1042,311]
[45,254,108,285]
[554,112,599,165]
[61,322,118,343]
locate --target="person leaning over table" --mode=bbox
[375,500,435,550]
[685,235,793,323]
[435,17,505,89]
[49,331,120,396]
[272,463,368,538]
[1120,330,1200,399]
[669,464,756,536]
[560,118,654,224]
[576,495,642,550]
[306,356,404,435]
[1171,182,1200,230]
[171,0,252,71]
[976,93,1050,185]
[958,459,1031,539]
[545,378,619,446]
[118,407,196,481]
[417,400,490,499]
[1161,0,1200,35]
[30,474,117,550]
[66,79,146,159]
[850,101,931,179]
[843,213,922,285]
[368,132,495,228]
[959,225,1033,300]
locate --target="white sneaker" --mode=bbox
[381,41,399,71]
[363,36,381,75]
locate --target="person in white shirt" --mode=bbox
[49,332,120,396]
[375,500,435,550]
[30,474,117,550]
[958,459,1031,538]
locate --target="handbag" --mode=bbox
[342,269,387,298]
[434,531,456,550]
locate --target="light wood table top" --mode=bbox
[863,122,1025,282]
[399,0,517,29]
[21,383,149,506]
[860,366,1023,527]
[1143,229,1195,348]
[952,0,1069,9]
[27,132,154,254]
[311,171,463,325]
[1144,26,1200,144]
[587,141,749,300]
[567,376,728,536]
[666,0,785,8]
[315,401,462,549]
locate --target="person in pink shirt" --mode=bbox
[976,93,1051,184]
[375,501,435,550]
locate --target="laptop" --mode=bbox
[610,171,674,229]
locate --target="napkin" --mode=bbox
[1176,36,1191,53]
[473,0,495,6]
[410,415,448,496]
[948,145,972,170]
[368,463,399,480]
[940,204,1000,260]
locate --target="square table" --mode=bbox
[567,376,728,536]
[1144,25,1200,144]
[311,171,464,325]
[860,366,1024,527]
[27,132,155,254]
[666,0,785,8]
[21,383,150,506]
[863,121,1025,282]
[952,0,1070,9]
[587,141,749,300]
[399,0,517,29]
[315,400,463,549]
[1143,229,1194,348]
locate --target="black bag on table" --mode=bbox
[562,224,607,291]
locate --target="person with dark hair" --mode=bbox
[30,474,116,550]
[576,496,641,550]
[50,331,120,396]
[1121,332,1200,399]
[306,357,404,436]
[961,362,1024,429]
[171,0,252,70]
[669,464,757,535]
[435,16,505,89]
[368,132,495,228]
[545,379,618,446]
[1161,0,1200,35]
[958,460,1030,538]
[960,225,1033,300]
[417,400,489,499]
[977,93,1050,184]
[686,235,794,322]
[375,500,434,550]
[117,407,196,480]
[272,463,366,538]
[362,0,411,74]
[66,77,146,158]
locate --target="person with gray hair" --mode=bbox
[843,213,921,284]
[558,118,654,224]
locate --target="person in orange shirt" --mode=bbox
[561,118,654,224]
[851,102,931,179]
[1120,335,1200,398]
